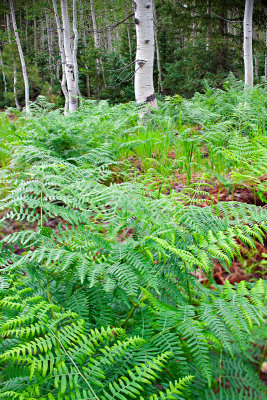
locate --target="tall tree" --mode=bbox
[52,0,69,113]
[6,12,20,110]
[243,0,254,87]
[134,0,157,116]
[9,0,30,112]
[60,0,79,112]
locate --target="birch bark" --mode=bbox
[0,49,7,93]
[45,11,54,86]
[60,0,78,112]
[152,0,163,94]
[52,0,69,113]
[9,0,30,112]
[72,0,80,97]
[6,13,20,110]
[134,0,157,115]
[90,0,106,91]
[243,0,254,87]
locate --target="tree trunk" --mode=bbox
[72,0,80,97]
[6,13,20,110]
[0,49,7,93]
[124,5,133,70]
[34,17,37,51]
[90,0,106,90]
[52,0,69,113]
[45,11,54,87]
[152,0,163,94]
[9,0,30,112]
[60,0,78,112]
[243,0,254,87]
[81,8,91,97]
[134,0,157,115]
[41,20,45,51]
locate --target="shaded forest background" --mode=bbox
[0,0,266,109]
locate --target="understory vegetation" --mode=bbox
[0,79,267,399]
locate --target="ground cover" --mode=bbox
[0,80,266,399]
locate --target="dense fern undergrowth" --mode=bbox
[0,78,267,399]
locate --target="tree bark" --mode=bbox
[152,0,163,94]
[34,17,37,52]
[45,11,54,86]
[6,13,20,110]
[60,0,78,112]
[9,0,30,112]
[90,0,106,91]
[243,0,254,87]
[52,0,69,113]
[72,0,80,97]
[0,49,7,93]
[134,0,158,115]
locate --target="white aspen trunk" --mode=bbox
[81,9,91,97]
[152,0,163,94]
[6,13,20,110]
[0,49,7,93]
[134,0,158,115]
[243,0,254,87]
[52,0,69,113]
[13,66,21,110]
[72,0,80,97]
[45,11,54,86]
[60,0,78,112]
[90,0,99,48]
[9,0,30,112]
[90,0,106,90]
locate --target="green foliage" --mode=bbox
[0,83,267,399]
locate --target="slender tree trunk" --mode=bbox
[0,49,7,93]
[90,0,106,90]
[13,66,21,110]
[81,9,91,97]
[124,5,133,70]
[60,0,78,112]
[34,17,37,51]
[206,0,211,51]
[253,29,258,79]
[52,0,69,113]
[152,0,163,94]
[90,0,99,48]
[243,0,254,87]
[72,0,80,97]
[41,20,45,51]
[6,13,20,110]
[45,11,54,86]
[134,0,158,115]
[9,0,30,112]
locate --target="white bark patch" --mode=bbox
[60,0,79,112]
[243,0,254,87]
[134,0,158,115]
[9,0,30,112]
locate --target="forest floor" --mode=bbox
[0,84,267,397]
